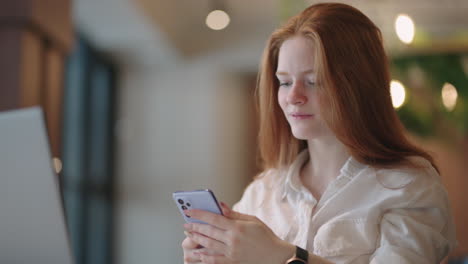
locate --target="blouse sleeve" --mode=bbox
[232,183,252,214]
[369,176,457,264]
[232,170,274,215]
[232,179,260,215]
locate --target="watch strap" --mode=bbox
[296,246,308,262]
[285,245,308,263]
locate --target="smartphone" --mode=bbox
[172,189,223,224]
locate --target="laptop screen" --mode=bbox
[0,107,74,264]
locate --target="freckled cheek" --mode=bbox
[278,99,288,117]
[278,90,289,107]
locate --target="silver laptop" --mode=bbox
[0,107,74,264]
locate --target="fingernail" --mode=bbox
[184,223,191,229]
[220,202,230,216]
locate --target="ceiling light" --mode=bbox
[206,10,230,30]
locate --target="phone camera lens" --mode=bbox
[178,199,184,205]
[182,205,187,210]
[186,203,191,207]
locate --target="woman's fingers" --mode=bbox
[219,202,231,216]
[184,248,223,264]
[220,202,255,221]
[185,223,227,244]
[183,250,202,264]
[187,231,226,253]
[181,234,199,249]
[198,248,224,256]
[182,235,202,263]
[185,209,232,230]
[225,209,254,221]
[182,231,224,263]
[199,253,230,264]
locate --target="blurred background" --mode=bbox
[1,0,468,263]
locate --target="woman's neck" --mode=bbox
[302,136,350,187]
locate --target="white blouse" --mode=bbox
[233,150,457,264]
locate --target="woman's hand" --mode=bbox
[181,233,203,264]
[182,231,222,264]
[183,202,295,264]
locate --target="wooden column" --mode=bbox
[0,0,73,157]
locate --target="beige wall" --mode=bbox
[114,62,257,262]
[74,0,266,262]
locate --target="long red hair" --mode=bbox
[256,3,438,172]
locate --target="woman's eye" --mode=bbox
[307,81,316,86]
[279,82,292,87]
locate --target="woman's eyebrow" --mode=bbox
[275,72,289,76]
[276,69,315,75]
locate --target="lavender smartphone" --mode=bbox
[173,189,223,224]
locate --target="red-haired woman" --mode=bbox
[182,3,457,263]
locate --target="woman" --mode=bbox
[182,3,457,263]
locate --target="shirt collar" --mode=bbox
[278,149,367,202]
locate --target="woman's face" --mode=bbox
[276,35,333,140]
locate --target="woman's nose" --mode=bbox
[287,83,308,105]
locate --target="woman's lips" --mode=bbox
[290,113,314,120]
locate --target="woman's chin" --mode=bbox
[291,130,313,140]
[291,128,326,141]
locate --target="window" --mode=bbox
[62,37,116,264]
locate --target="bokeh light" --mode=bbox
[441,82,458,111]
[390,80,406,108]
[395,14,415,44]
[52,157,63,174]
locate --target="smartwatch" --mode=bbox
[285,245,308,264]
